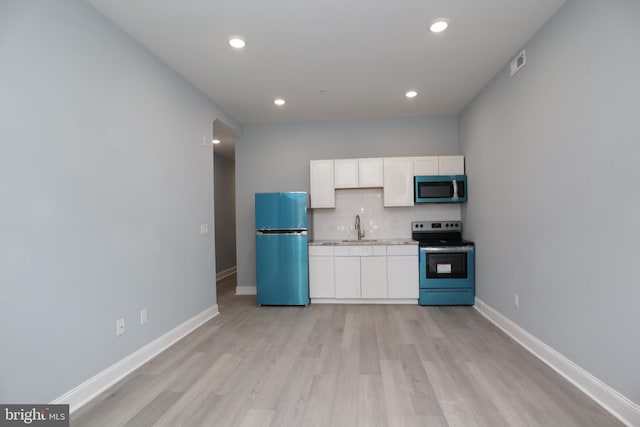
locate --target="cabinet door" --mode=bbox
[387,255,419,298]
[438,155,465,175]
[334,159,359,189]
[413,156,439,176]
[309,256,335,298]
[359,158,384,187]
[310,160,335,208]
[383,157,414,207]
[361,256,387,298]
[335,257,360,298]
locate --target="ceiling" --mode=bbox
[87,0,565,126]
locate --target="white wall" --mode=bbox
[0,0,240,403]
[460,0,640,404]
[235,116,459,288]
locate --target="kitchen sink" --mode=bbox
[341,239,378,243]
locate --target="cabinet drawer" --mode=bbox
[419,288,474,306]
[309,246,334,256]
[386,245,417,256]
[353,245,386,256]
[335,245,386,256]
[334,246,350,256]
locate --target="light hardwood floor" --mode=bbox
[71,274,621,426]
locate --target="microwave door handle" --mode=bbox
[452,179,458,199]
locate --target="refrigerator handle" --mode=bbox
[256,230,308,235]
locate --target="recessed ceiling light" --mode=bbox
[430,20,449,33]
[212,139,221,145]
[405,90,418,98]
[228,37,246,49]
[274,98,285,106]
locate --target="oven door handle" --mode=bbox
[420,245,474,253]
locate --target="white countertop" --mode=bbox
[309,239,418,246]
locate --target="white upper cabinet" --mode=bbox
[334,158,383,188]
[334,159,359,188]
[413,156,439,176]
[310,160,335,208]
[413,155,465,176]
[438,155,465,175]
[383,157,414,207]
[358,158,384,187]
[310,155,464,209]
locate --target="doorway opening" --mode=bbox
[213,119,237,283]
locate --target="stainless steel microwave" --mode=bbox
[414,175,467,203]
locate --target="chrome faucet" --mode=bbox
[355,214,365,241]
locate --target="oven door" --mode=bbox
[419,245,474,289]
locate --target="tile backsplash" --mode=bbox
[312,188,461,240]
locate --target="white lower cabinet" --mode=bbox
[309,246,335,298]
[387,257,419,298]
[361,256,387,298]
[311,244,418,303]
[387,245,418,298]
[334,257,360,298]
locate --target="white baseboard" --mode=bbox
[235,286,256,295]
[52,305,219,414]
[311,298,418,305]
[216,266,237,281]
[474,298,640,427]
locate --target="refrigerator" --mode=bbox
[255,192,310,306]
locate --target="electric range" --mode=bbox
[412,221,475,305]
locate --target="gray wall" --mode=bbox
[214,153,237,273]
[459,0,640,403]
[235,116,459,287]
[0,0,240,403]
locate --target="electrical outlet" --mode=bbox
[514,294,519,309]
[510,49,526,77]
[116,318,125,336]
[203,136,207,147]
[140,309,148,325]
[200,224,208,235]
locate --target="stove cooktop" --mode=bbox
[411,220,473,246]
[417,238,474,246]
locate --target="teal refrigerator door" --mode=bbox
[256,232,309,306]
[255,192,307,230]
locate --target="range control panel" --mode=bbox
[412,221,462,232]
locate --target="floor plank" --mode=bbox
[70,273,623,426]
